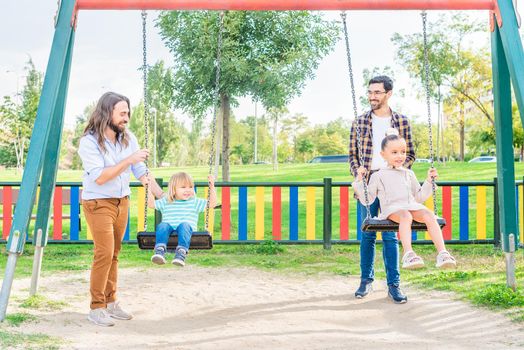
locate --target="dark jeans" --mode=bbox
[358,199,400,286]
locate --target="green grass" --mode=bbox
[2,161,523,182]
[4,313,37,327]
[0,329,62,350]
[19,295,68,311]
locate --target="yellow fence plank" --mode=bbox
[476,186,486,240]
[306,187,316,240]
[255,187,265,240]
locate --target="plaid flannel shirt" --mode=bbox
[349,109,415,178]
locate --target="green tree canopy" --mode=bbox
[156,10,339,180]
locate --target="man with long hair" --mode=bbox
[78,92,162,326]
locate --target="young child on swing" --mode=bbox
[352,128,456,270]
[147,172,217,266]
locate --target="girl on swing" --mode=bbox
[352,128,456,270]
[146,172,217,266]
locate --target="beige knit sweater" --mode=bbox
[352,167,434,220]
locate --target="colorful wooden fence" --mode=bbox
[0,180,522,245]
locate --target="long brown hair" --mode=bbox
[83,92,131,153]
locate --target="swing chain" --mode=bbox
[205,11,225,231]
[341,11,371,219]
[142,10,150,231]
[421,11,438,215]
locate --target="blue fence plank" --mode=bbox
[70,186,79,241]
[239,187,248,240]
[459,186,469,241]
[124,208,130,241]
[289,187,298,240]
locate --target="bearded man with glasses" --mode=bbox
[348,75,415,304]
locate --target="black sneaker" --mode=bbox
[172,247,187,267]
[151,246,166,265]
[388,284,408,304]
[354,280,373,299]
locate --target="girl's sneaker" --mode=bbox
[151,246,166,265]
[402,251,425,270]
[436,251,457,269]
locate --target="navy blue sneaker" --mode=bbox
[172,247,187,267]
[151,246,166,265]
[388,285,408,304]
[355,280,373,299]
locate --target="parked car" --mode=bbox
[468,156,497,163]
[415,158,430,163]
[309,155,349,163]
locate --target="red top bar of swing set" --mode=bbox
[76,0,496,11]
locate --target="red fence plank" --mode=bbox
[2,186,12,239]
[221,187,231,240]
[340,187,349,240]
[442,186,452,240]
[53,187,63,240]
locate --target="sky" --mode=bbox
[1,1,523,130]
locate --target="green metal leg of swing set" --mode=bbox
[0,0,76,321]
[29,30,75,297]
[491,1,521,290]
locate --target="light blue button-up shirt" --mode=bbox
[78,131,147,200]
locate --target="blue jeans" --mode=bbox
[154,222,193,251]
[359,199,400,286]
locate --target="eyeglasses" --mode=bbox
[367,90,388,96]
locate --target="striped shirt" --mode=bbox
[155,196,207,231]
[349,109,415,178]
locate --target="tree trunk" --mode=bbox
[273,117,278,172]
[221,93,231,181]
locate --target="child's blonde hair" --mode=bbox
[167,172,194,202]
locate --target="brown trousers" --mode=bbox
[82,197,129,310]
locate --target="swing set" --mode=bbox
[1,0,523,322]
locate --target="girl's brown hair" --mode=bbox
[167,172,194,202]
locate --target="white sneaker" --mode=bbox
[402,251,425,270]
[88,308,115,327]
[436,251,457,269]
[107,301,133,320]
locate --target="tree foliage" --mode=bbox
[156,10,339,179]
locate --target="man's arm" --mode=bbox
[207,175,217,209]
[402,116,415,168]
[78,137,149,186]
[348,119,360,177]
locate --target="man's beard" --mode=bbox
[109,121,125,136]
[370,101,381,110]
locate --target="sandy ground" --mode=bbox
[4,266,524,350]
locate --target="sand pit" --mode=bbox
[4,266,524,349]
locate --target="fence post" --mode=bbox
[154,178,163,228]
[494,177,501,248]
[323,178,332,250]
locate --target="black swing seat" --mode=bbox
[361,217,446,232]
[137,231,213,250]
